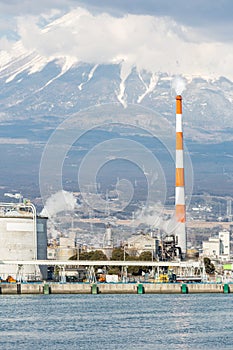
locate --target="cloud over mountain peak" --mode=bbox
[1,7,233,83]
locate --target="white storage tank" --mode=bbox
[56,237,76,260]
[0,202,48,281]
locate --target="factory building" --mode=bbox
[0,202,48,281]
[202,230,230,261]
[126,233,158,258]
[219,230,230,261]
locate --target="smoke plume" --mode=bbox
[171,75,186,95]
[41,190,77,218]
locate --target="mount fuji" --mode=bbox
[0,9,233,199]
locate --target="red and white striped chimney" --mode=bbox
[175,95,187,257]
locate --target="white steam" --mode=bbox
[41,190,77,218]
[135,204,178,237]
[171,75,186,95]
[135,204,164,228]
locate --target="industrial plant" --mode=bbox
[0,92,233,293]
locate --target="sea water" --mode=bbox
[0,293,232,350]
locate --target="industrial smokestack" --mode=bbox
[175,95,187,258]
[104,223,113,247]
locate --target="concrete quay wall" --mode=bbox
[187,283,224,293]
[0,282,231,295]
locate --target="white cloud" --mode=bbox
[2,7,233,81]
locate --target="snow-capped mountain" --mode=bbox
[0,11,233,144]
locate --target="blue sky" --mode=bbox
[0,0,233,79]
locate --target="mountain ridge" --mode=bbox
[0,11,233,144]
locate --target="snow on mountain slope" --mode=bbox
[0,9,233,143]
[0,55,233,144]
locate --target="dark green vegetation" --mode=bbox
[69,248,155,276]
[204,257,216,274]
[69,250,108,261]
